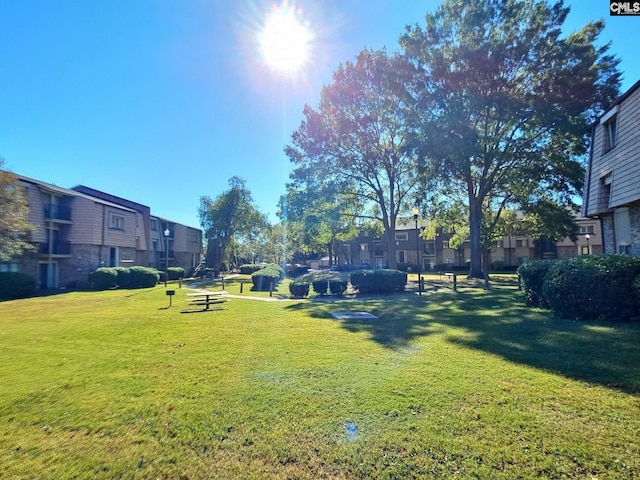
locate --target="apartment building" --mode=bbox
[583,78,640,257]
[6,174,202,289]
[339,215,602,273]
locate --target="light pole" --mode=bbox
[585,234,590,255]
[164,227,171,277]
[413,207,422,296]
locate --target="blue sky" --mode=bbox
[1,1,638,230]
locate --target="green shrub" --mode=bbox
[0,272,37,299]
[129,266,160,288]
[240,264,264,275]
[289,281,310,298]
[542,254,640,322]
[350,269,406,294]
[114,267,132,289]
[166,267,185,280]
[251,264,285,291]
[517,260,557,308]
[89,267,118,290]
[329,279,347,296]
[312,279,329,295]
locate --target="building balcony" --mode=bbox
[43,204,72,222]
[39,241,71,256]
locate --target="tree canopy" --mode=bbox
[400,0,620,277]
[0,161,34,262]
[198,177,267,271]
[285,49,423,269]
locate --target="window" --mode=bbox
[495,240,504,248]
[373,242,384,257]
[396,250,406,263]
[0,263,18,272]
[395,232,408,241]
[360,243,368,252]
[191,232,200,244]
[109,247,119,267]
[579,225,595,234]
[581,246,590,255]
[614,207,631,253]
[109,213,124,230]
[150,219,158,231]
[516,239,528,248]
[423,242,435,256]
[442,241,450,250]
[601,106,618,152]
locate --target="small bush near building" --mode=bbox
[89,267,118,290]
[329,279,347,296]
[289,281,310,298]
[129,266,160,288]
[114,267,132,289]
[350,269,406,294]
[312,279,329,295]
[517,260,557,308]
[542,254,640,322]
[0,272,37,299]
[166,267,185,280]
[251,264,285,291]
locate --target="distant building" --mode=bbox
[2,174,202,289]
[583,79,640,257]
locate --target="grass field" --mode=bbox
[0,278,638,479]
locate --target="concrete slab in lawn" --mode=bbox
[330,311,378,320]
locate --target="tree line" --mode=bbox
[201,0,620,277]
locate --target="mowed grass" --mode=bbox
[0,282,639,479]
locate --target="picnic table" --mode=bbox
[185,291,227,310]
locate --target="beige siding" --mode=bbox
[20,180,47,242]
[586,85,640,216]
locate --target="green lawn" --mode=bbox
[1,281,638,479]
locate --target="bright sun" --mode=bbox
[257,2,313,77]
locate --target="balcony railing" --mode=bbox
[43,204,72,221]
[39,241,71,255]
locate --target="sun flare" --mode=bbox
[257,2,313,76]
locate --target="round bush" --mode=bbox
[129,266,160,288]
[0,272,37,299]
[542,254,640,322]
[166,267,185,280]
[517,260,557,308]
[312,279,329,295]
[329,279,347,296]
[89,267,118,290]
[251,264,284,291]
[240,264,264,275]
[289,281,310,298]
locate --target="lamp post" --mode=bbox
[413,207,422,296]
[164,227,171,271]
[585,233,590,255]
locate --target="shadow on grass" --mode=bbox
[286,286,640,394]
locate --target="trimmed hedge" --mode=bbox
[517,260,557,308]
[251,264,285,291]
[166,267,185,280]
[350,269,407,294]
[240,264,265,275]
[312,279,329,295]
[329,279,347,296]
[89,266,159,290]
[129,266,160,288]
[89,267,118,290]
[542,254,640,322]
[289,281,310,298]
[0,272,37,299]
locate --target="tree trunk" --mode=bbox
[468,200,484,278]
[386,228,397,270]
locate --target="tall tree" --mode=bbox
[401,0,620,277]
[198,177,267,271]
[285,49,422,269]
[0,161,34,261]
